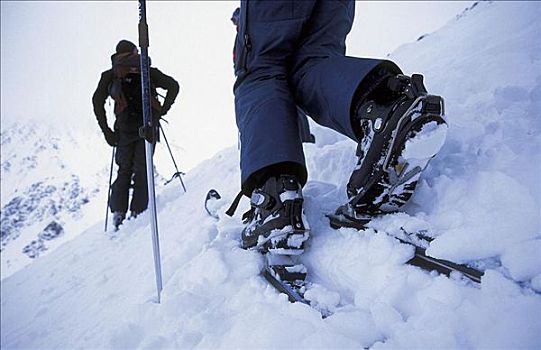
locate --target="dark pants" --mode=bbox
[234,0,401,193]
[109,138,152,214]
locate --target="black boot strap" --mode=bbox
[225,190,244,217]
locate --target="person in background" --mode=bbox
[92,40,179,230]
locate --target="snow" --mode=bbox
[500,239,541,282]
[2,1,541,349]
[402,122,448,160]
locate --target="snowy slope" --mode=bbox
[2,1,541,349]
[387,0,541,276]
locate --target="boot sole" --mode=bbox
[351,95,445,211]
[329,95,446,229]
[379,118,448,212]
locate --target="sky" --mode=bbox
[0,1,475,173]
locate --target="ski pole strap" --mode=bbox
[225,190,244,217]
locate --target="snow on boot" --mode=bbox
[241,175,310,255]
[112,211,126,231]
[329,74,447,229]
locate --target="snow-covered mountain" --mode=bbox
[2,1,541,349]
[0,122,173,278]
[0,123,109,277]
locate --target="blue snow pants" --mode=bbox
[234,0,401,193]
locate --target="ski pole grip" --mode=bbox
[139,125,155,143]
[138,22,149,48]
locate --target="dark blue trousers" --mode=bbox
[234,0,400,193]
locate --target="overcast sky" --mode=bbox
[1,1,474,171]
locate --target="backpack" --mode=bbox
[109,52,161,115]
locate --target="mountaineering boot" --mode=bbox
[241,175,310,255]
[129,211,141,220]
[329,74,447,229]
[113,211,126,231]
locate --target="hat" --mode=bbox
[116,40,137,54]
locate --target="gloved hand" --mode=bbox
[103,127,118,147]
[160,103,171,117]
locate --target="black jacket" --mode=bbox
[92,66,179,138]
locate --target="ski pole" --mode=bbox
[159,124,187,192]
[104,146,116,232]
[138,0,163,304]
